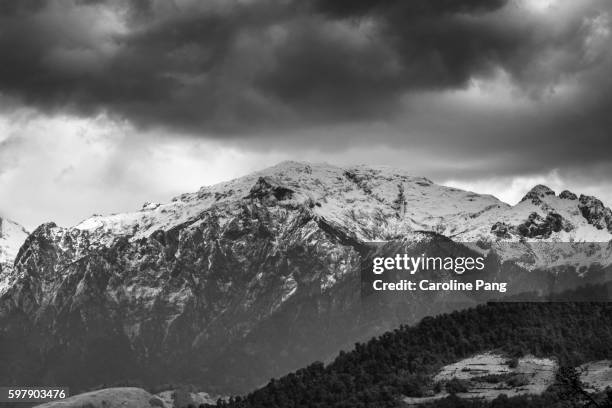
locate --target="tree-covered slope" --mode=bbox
[215,302,612,408]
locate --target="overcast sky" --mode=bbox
[1,0,611,230]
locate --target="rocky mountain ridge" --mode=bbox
[62,161,612,272]
[4,161,612,267]
[71,162,612,248]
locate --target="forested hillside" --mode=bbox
[214,302,612,408]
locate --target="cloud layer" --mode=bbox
[1,0,612,227]
[0,0,609,131]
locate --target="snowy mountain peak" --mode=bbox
[68,161,612,249]
[72,161,511,244]
[559,190,578,200]
[520,184,556,204]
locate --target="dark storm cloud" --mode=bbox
[258,0,517,120]
[1,0,612,185]
[2,0,605,134]
[313,0,508,17]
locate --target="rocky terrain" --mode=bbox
[1,161,611,394]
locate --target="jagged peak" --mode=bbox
[577,194,612,232]
[521,184,555,203]
[246,176,295,202]
[27,222,59,238]
[527,184,555,197]
[578,194,602,205]
[559,190,577,200]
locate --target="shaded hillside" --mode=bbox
[215,302,612,408]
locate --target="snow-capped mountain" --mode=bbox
[73,161,506,243]
[74,161,612,245]
[73,161,612,270]
[1,161,611,394]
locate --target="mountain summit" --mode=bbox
[520,184,556,204]
[71,161,611,246]
[73,161,507,244]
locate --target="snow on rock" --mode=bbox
[0,216,29,294]
[4,161,611,308]
[559,190,578,200]
[578,194,612,232]
[65,162,474,245]
[0,217,28,266]
[73,162,612,245]
[73,161,510,244]
[520,184,556,204]
[68,161,612,270]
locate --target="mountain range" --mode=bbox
[1,161,611,394]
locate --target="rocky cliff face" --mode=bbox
[578,194,612,232]
[1,162,611,394]
[1,202,360,392]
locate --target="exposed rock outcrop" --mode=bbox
[559,190,578,200]
[578,194,612,232]
[520,185,555,205]
[516,212,571,239]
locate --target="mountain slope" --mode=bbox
[1,161,611,394]
[214,302,612,408]
[0,216,28,293]
[0,216,28,265]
